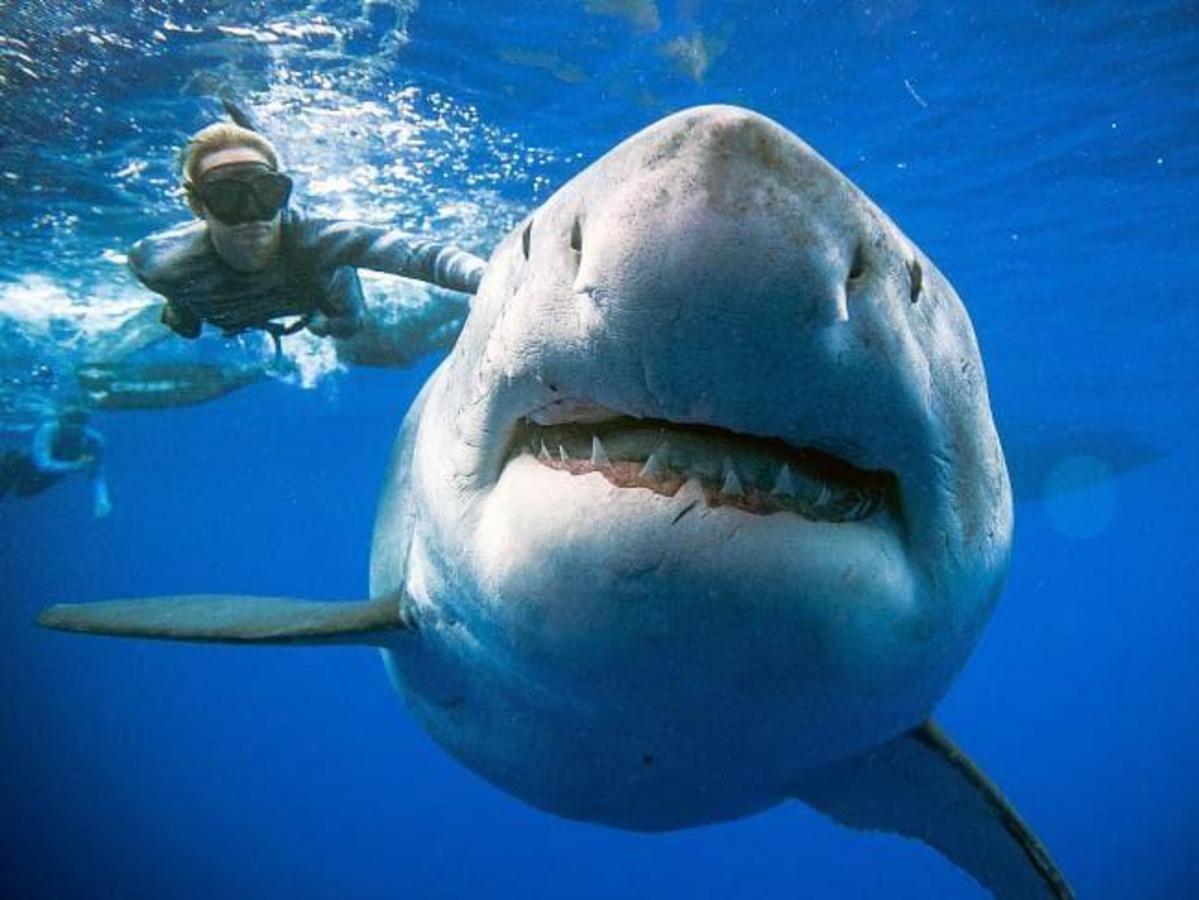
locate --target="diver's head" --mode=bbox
[182,123,290,272]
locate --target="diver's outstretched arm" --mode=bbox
[303,220,486,295]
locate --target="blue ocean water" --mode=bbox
[1,1,1197,897]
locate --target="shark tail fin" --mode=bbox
[37,592,412,647]
[796,721,1073,899]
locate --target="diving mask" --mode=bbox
[193,162,293,226]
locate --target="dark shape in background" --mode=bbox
[1002,421,1162,501]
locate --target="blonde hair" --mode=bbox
[180,122,279,186]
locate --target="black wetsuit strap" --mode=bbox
[224,313,313,361]
[223,312,312,339]
[269,314,313,337]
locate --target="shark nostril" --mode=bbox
[907,258,923,303]
[522,220,533,260]
[846,244,867,286]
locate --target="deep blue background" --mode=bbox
[2,2,1197,897]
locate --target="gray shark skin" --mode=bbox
[40,106,1071,899]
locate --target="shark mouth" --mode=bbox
[506,415,898,524]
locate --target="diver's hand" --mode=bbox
[307,310,361,339]
[161,302,201,339]
[465,259,486,295]
[306,311,333,337]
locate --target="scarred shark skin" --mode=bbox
[370,104,1012,831]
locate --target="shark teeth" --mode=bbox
[771,463,796,497]
[591,435,610,468]
[720,457,744,496]
[639,443,668,479]
[813,482,831,507]
[515,417,892,524]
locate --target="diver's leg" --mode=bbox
[90,463,112,518]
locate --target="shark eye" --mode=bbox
[569,218,583,254]
[522,220,533,260]
[908,258,923,303]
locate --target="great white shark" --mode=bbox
[41,105,1072,898]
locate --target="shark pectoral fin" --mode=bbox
[795,721,1073,899]
[37,592,413,647]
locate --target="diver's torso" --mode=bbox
[132,212,361,332]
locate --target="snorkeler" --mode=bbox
[6,407,113,518]
[127,120,486,347]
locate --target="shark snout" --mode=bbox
[570,111,889,338]
[455,106,992,574]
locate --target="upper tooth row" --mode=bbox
[541,434,804,498]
